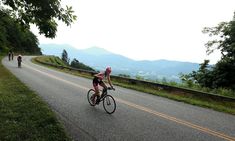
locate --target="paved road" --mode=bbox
[2,56,235,141]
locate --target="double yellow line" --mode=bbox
[23,62,235,141]
[116,98,235,141]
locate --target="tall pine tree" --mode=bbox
[61,49,69,64]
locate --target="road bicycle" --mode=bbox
[87,87,116,114]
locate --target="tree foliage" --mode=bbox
[0,10,41,54]
[1,0,76,38]
[70,58,95,71]
[0,0,76,54]
[61,49,69,64]
[181,12,235,90]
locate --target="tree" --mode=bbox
[202,12,235,89]
[0,10,41,54]
[0,11,8,52]
[182,12,235,90]
[61,49,69,64]
[1,0,77,38]
[181,60,213,87]
[70,58,95,71]
[202,14,235,58]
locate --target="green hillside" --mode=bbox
[35,55,95,71]
[36,56,69,67]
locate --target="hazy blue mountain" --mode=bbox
[39,44,78,57]
[39,44,200,82]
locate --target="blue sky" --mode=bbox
[32,0,235,64]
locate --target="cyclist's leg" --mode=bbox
[92,78,100,104]
[99,81,107,89]
[95,80,108,104]
[93,78,101,96]
[99,81,107,95]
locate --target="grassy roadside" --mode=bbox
[33,56,235,115]
[34,55,69,67]
[0,55,71,140]
[113,81,235,114]
[32,56,94,79]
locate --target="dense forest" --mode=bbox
[0,10,41,54]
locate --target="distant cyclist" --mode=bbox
[8,51,11,61]
[11,51,14,60]
[91,67,115,104]
[17,54,22,68]
[8,50,12,61]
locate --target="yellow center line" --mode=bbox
[23,63,235,141]
[116,98,235,141]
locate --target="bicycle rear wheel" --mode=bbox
[103,95,116,114]
[87,89,96,106]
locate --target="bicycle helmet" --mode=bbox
[106,67,112,74]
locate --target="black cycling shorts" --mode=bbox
[93,77,103,87]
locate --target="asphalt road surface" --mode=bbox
[2,56,235,141]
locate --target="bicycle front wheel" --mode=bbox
[103,95,116,114]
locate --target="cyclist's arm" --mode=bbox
[107,74,113,88]
[94,73,102,79]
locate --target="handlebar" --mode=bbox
[107,87,115,91]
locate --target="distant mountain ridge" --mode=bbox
[39,44,200,82]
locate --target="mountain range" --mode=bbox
[39,44,200,82]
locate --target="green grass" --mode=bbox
[112,81,235,114]
[36,55,69,67]
[33,56,94,79]
[163,81,235,99]
[0,55,71,141]
[33,56,235,115]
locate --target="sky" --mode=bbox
[32,0,235,64]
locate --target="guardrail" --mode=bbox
[34,57,235,102]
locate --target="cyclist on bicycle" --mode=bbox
[91,66,114,104]
[17,54,22,68]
